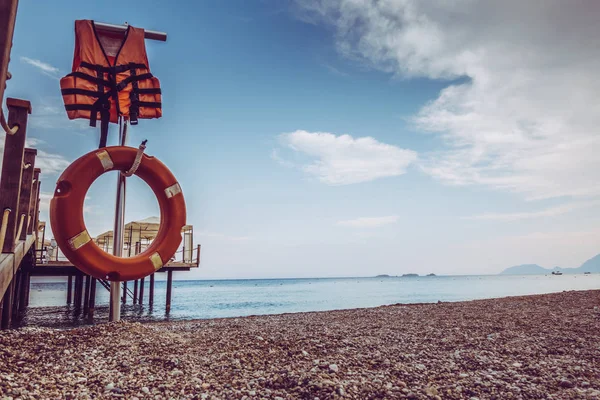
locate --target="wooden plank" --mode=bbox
[17,149,36,241]
[0,98,30,253]
[0,234,34,299]
[0,0,19,106]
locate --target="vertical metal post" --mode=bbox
[166,269,173,313]
[149,273,154,307]
[109,120,128,322]
[66,275,72,304]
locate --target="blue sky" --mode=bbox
[5,0,600,278]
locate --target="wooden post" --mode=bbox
[133,279,138,305]
[74,274,83,310]
[149,273,154,307]
[88,278,96,317]
[0,98,30,253]
[138,277,144,305]
[66,275,72,304]
[27,169,40,236]
[0,279,13,328]
[0,0,19,106]
[11,270,20,316]
[17,148,36,241]
[166,269,173,313]
[32,170,41,242]
[20,270,30,309]
[83,275,90,314]
[122,281,127,304]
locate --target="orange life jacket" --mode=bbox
[60,20,162,132]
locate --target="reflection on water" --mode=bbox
[17,274,600,328]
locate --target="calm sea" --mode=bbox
[17,274,600,328]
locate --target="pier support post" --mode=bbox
[0,99,30,254]
[11,270,21,316]
[22,271,30,307]
[133,279,138,305]
[166,270,173,313]
[138,277,144,305]
[18,148,37,242]
[83,275,90,314]
[74,274,83,310]
[88,278,96,317]
[66,275,72,304]
[122,281,127,304]
[1,279,14,328]
[149,273,154,307]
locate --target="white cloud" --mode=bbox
[337,215,399,228]
[465,200,600,221]
[34,150,70,175]
[295,0,600,200]
[270,149,294,168]
[19,57,60,79]
[0,132,70,176]
[278,130,417,185]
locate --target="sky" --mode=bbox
[3,0,600,279]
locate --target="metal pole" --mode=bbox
[94,21,167,42]
[109,120,128,322]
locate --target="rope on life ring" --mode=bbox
[50,146,187,281]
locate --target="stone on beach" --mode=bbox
[1,290,600,399]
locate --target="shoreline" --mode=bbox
[2,290,600,399]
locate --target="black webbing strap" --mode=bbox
[138,101,162,108]
[129,63,140,125]
[66,71,113,87]
[97,68,110,148]
[81,61,147,74]
[138,88,162,95]
[64,62,161,140]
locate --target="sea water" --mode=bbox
[17,274,600,328]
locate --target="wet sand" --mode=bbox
[1,290,600,399]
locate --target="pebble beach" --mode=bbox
[1,290,600,399]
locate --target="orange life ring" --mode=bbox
[50,146,186,281]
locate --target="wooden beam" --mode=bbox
[0,98,30,253]
[17,148,36,241]
[0,0,19,105]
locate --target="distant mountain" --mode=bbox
[500,253,600,275]
[579,254,600,272]
[500,264,548,275]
